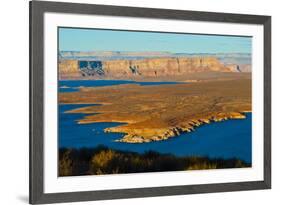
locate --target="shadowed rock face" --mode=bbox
[59,57,235,80]
[59,78,251,143]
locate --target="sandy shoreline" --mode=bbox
[59,77,251,143]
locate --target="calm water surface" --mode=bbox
[59,80,180,92]
[58,80,252,163]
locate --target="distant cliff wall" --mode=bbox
[224,64,251,73]
[59,57,235,80]
[59,60,80,79]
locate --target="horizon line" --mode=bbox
[59,50,251,54]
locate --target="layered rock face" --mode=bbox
[59,57,234,79]
[59,60,81,79]
[103,57,232,78]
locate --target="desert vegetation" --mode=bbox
[59,146,250,176]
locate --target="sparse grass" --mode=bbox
[59,146,251,176]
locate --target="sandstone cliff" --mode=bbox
[59,57,235,80]
[59,60,81,79]
[224,64,251,73]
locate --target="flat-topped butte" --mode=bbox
[59,77,251,143]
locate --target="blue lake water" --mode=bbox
[58,80,252,163]
[59,80,180,92]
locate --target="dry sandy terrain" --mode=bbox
[59,74,251,143]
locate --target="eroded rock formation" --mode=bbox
[59,60,81,79]
[59,57,237,80]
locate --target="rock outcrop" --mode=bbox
[224,64,252,73]
[109,112,247,143]
[59,60,81,79]
[59,57,234,80]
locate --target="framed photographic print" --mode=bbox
[29,0,271,204]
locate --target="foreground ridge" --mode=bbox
[59,146,251,176]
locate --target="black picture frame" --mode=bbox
[29,0,271,204]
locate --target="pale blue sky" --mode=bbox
[59,27,252,54]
